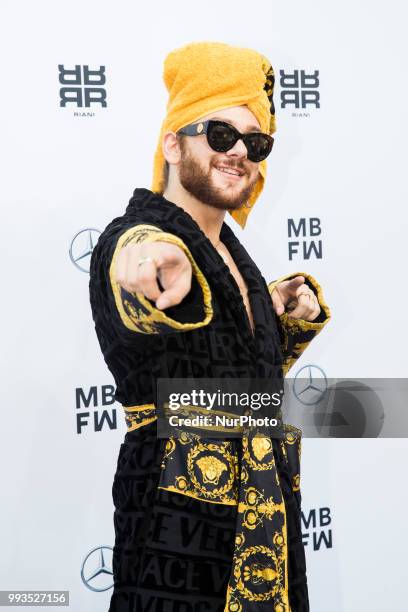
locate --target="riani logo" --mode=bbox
[287,218,323,261]
[58,65,107,116]
[279,69,320,117]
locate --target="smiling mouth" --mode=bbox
[214,166,245,180]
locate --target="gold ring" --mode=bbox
[299,291,313,298]
[137,256,155,267]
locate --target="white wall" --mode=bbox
[1,1,407,609]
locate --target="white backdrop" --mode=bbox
[2,1,407,610]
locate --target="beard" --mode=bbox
[178,140,259,211]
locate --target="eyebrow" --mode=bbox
[209,116,262,133]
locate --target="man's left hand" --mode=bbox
[271,275,321,321]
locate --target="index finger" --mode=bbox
[271,285,285,315]
[285,276,305,295]
[156,268,192,310]
[135,258,163,302]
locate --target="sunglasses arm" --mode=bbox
[177,121,210,137]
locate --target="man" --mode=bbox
[89,41,331,612]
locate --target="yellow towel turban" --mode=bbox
[151,41,276,229]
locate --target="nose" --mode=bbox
[225,137,248,159]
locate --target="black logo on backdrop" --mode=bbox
[76,385,118,434]
[287,217,322,261]
[280,69,320,116]
[69,228,101,273]
[58,65,107,109]
[302,506,333,551]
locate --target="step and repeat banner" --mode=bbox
[2,1,407,610]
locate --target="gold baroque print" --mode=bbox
[158,438,239,506]
[292,474,300,492]
[235,532,246,551]
[187,441,238,501]
[123,403,157,431]
[284,432,298,445]
[225,544,290,612]
[242,434,276,471]
[161,432,199,473]
[121,224,163,245]
[161,437,176,468]
[225,432,291,610]
[240,464,249,485]
[122,300,161,334]
[196,455,227,485]
[251,435,273,462]
[263,63,275,125]
[280,439,288,463]
[261,56,276,135]
[275,427,302,498]
[238,486,286,531]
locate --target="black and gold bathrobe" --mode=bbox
[89,188,331,612]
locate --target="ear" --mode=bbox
[162,131,182,164]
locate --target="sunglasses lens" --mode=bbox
[206,121,273,162]
[245,134,273,162]
[207,123,237,152]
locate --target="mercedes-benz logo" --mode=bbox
[81,545,113,592]
[69,228,101,273]
[293,365,327,405]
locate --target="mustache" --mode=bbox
[212,160,247,173]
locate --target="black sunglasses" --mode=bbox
[177,119,274,162]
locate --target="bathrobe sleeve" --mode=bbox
[89,220,213,341]
[267,271,331,376]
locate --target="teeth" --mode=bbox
[217,167,241,176]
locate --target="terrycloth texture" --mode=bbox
[89,188,330,610]
[151,41,276,229]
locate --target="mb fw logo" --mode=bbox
[302,506,333,551]
[288,217,323,261]
[76,385,118,433]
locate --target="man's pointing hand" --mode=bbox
[271,275,321,321]
[115,241,193,310]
